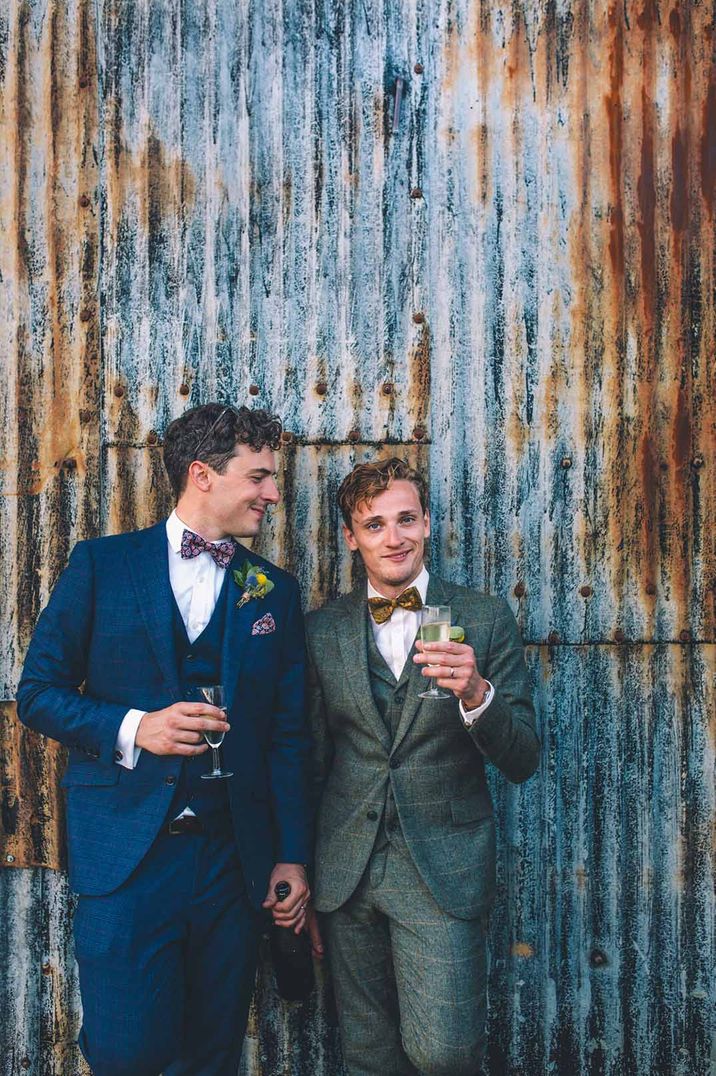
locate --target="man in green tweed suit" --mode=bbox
[305,457,539,1076]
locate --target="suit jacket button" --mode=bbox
[114,750,123,762]
[165,776,176,786]
[389,758,400,770]
[186,653,194,661]
[367,809,378,821]
[395,692,405,704]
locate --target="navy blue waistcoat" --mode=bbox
[168,573,231,820]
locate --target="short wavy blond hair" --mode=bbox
[337,457,428,528]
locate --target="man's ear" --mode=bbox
[187,460,212,492]
[423,509,431,540]
[342,522,358,552]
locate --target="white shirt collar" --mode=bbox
[366,565,429,604]
[166,510,231,554]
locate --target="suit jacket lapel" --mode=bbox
[126,523,181,697]
[392,574,455,754]
[221,542,258,713]
[338,587,392,752]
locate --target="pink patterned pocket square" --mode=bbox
[251,612,276,636]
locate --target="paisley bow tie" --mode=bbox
[368,586,423,625]
[180,529,236,570]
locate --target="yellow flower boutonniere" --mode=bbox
[233,560,275,608]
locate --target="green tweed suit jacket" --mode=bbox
[306,574,539,920]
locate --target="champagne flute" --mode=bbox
[418,606,452,699]
[198,684,234,779]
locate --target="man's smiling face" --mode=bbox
[342,480,429,598]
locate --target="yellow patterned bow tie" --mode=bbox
[368,586,423,625]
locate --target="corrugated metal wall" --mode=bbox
[1,0,714,1073]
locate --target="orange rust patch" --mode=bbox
[511,942,535,959]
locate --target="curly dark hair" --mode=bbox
[337,457,428,528]
[163,403,283,499]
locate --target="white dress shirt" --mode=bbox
[367,568,494,725]
[114,510,231,770]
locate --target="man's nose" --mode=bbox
[264,478,280,504]
[384,525,402,546]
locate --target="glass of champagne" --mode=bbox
[198,684,234,779]
[418,606,452,699]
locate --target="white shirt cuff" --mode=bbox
[459,681,494,727]
[114,709,146,769]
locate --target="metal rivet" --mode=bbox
[348,428,361,443]
[146,431,158,446]
[79,307,93,322]
[414,62,424,74]
[547,631,560,646]
[79,193,91,208]
[20,1059,30,1070]
[580,585,593,598]
[613,629,626,643]
[248,384,260,396]
[79,409,93,423]
[281,431,294,444]
[382,382,394,396]
[410,187,423,200]
[63,458,77,471]
[692,455,704,469]
[78,75,89,89]
[679,629,691,642]
[113,384,124,397]
[6,854,15,863]
[660,460,669,472]
[561,457,572,469]
[514,582,526,598]
[179,383,190,396]
[413,425,427,441]
[590,948,608,968]
[645,582,657,596]
[316,382,328,396]
[412,311,425,324]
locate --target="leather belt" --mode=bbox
[167,815,204,835]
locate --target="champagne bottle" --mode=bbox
[270,880,315,1002]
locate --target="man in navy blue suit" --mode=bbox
[18,403,312,1076]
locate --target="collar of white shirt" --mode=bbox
[366,565,430,607]
[166,509,234,553]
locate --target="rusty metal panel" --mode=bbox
[484,642,715,1076]
[428,0,715,647]
[0,0,100,698]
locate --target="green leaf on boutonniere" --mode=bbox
[233,560,275,608]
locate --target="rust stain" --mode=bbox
[511,941,535,959]
[0,703,67,870]
[702,68,716,212]
[408,322,430,425]
[606,4,624,276]
[673,385,692,472]
[669,8,681,38]
[637,87,656,324]
[670,126,688,233]
[639,432,659,579]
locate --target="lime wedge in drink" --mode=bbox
[449,626,465,643]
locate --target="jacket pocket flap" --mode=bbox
[61,763,121,788]
[450,797,492,825]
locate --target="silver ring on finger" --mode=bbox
[449,666,455,678]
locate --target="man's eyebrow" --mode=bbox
[246,467,275,477]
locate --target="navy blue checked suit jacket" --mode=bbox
[17,523,312,906]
